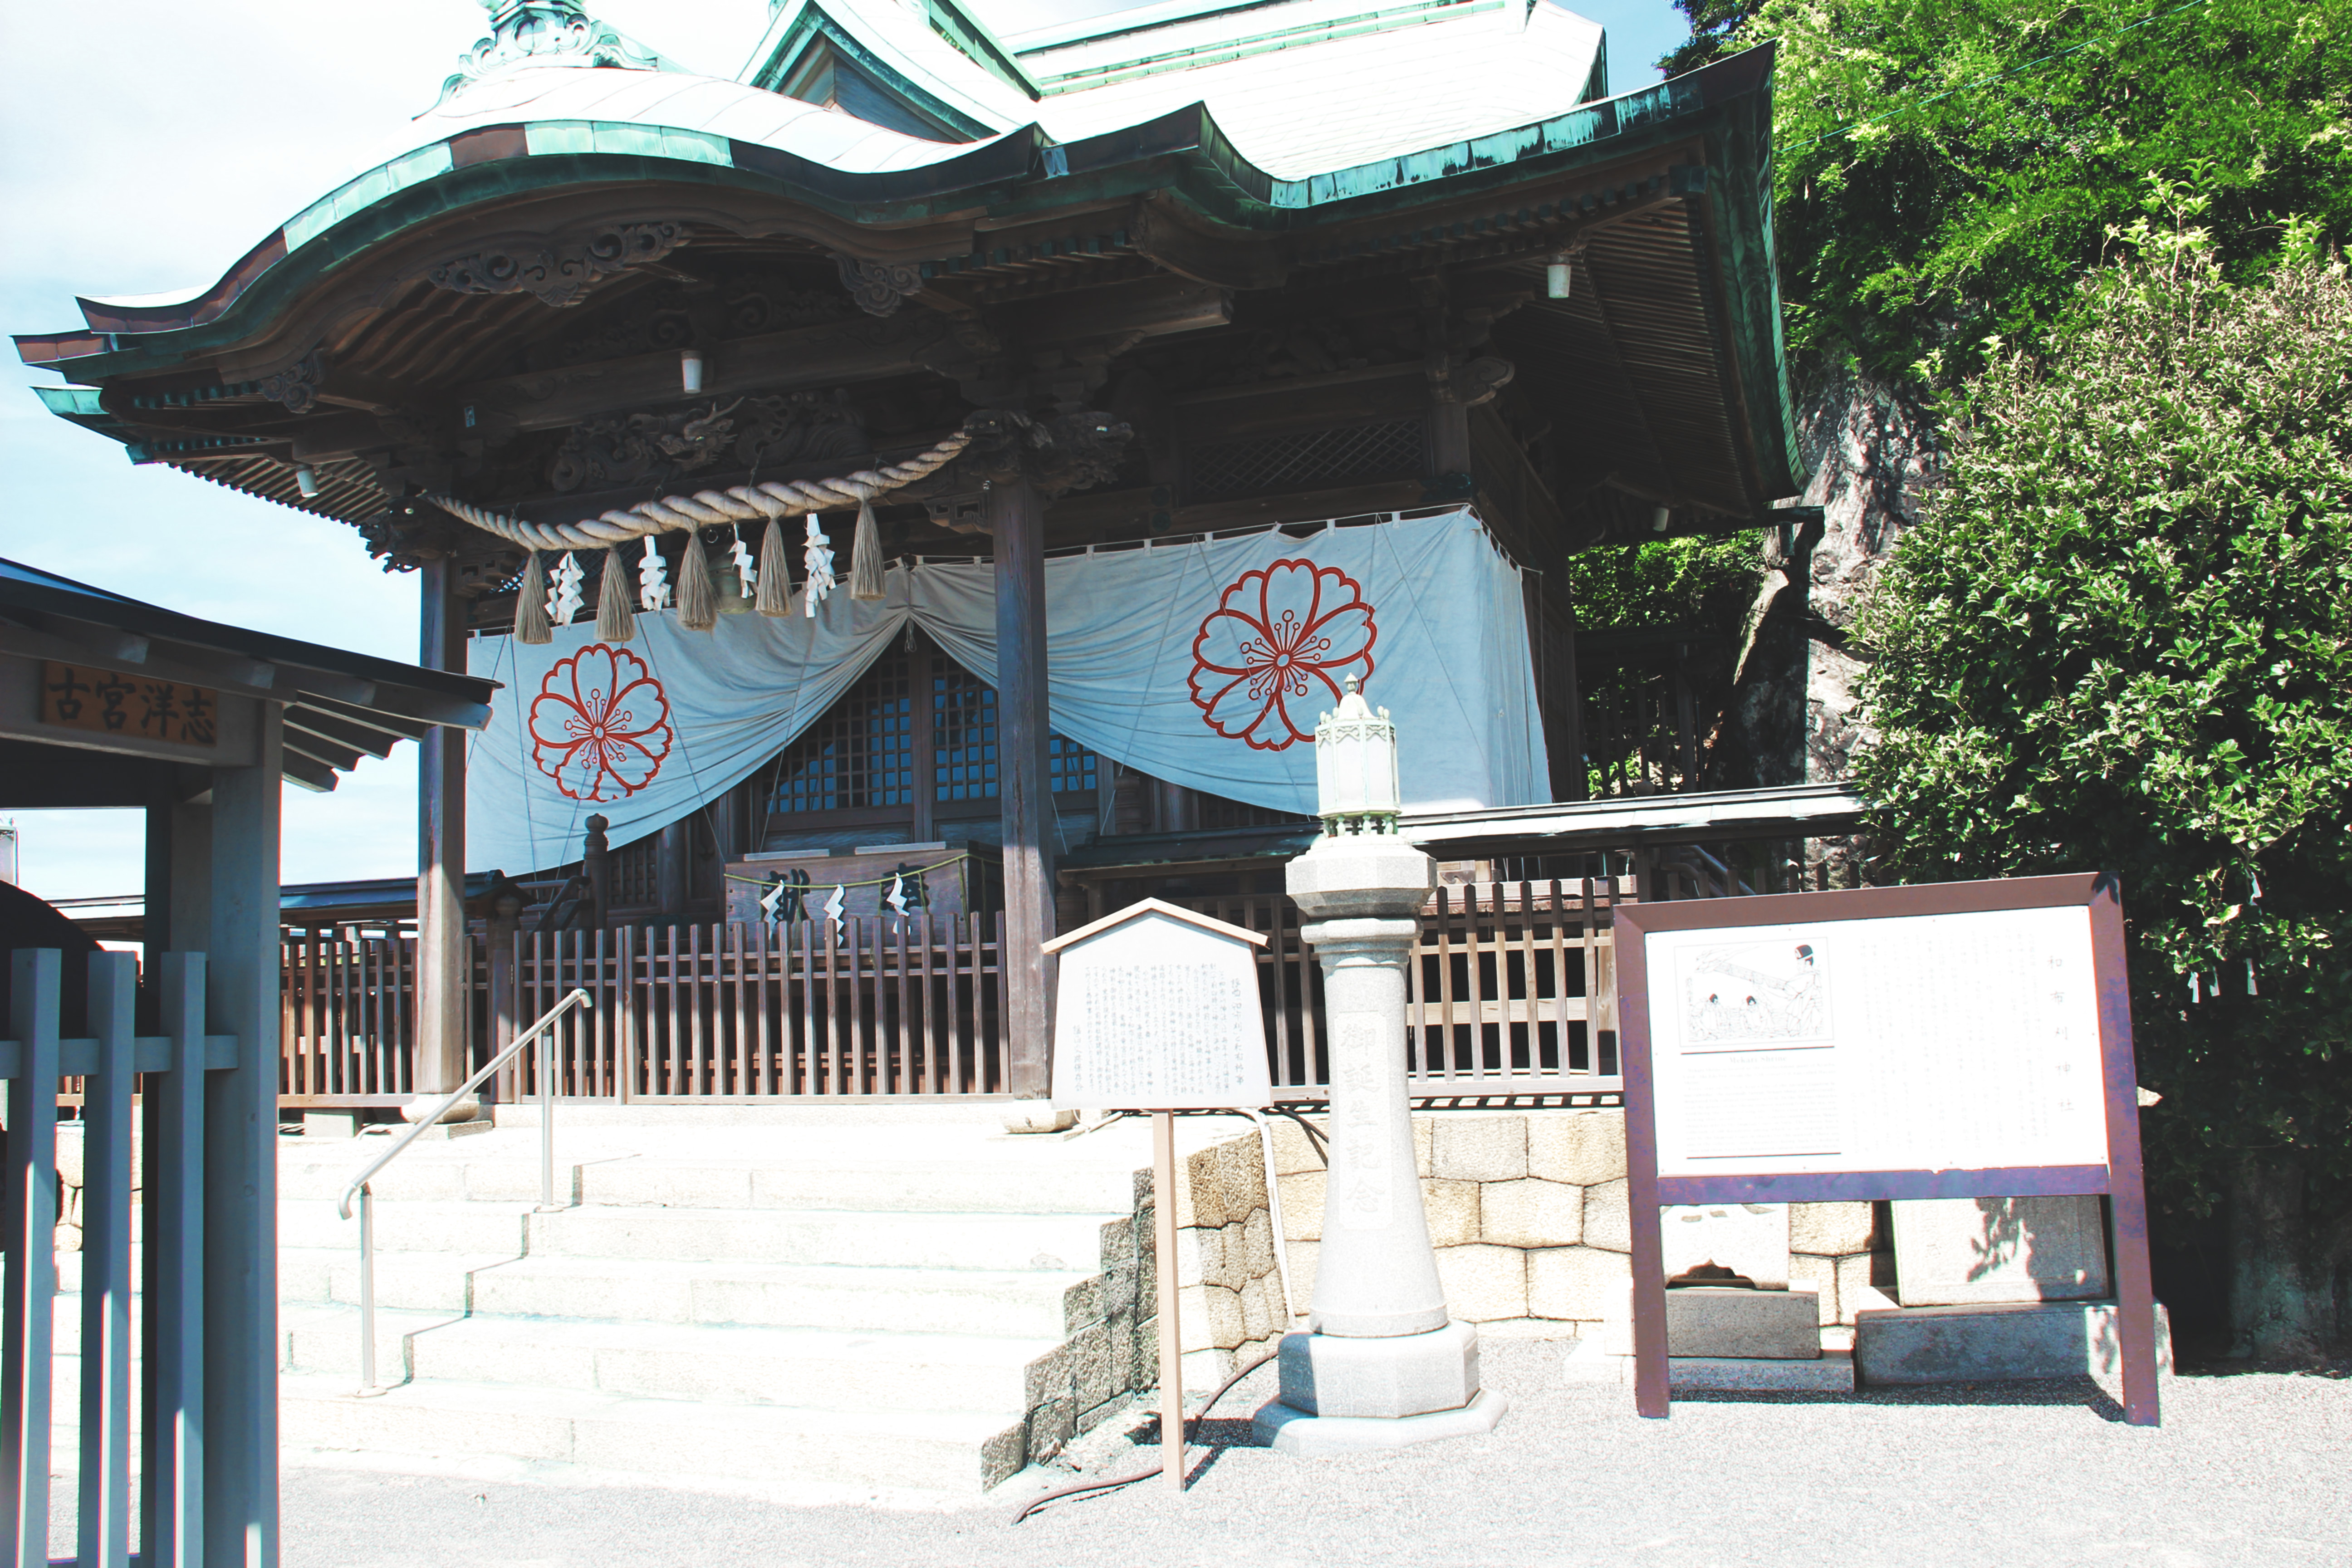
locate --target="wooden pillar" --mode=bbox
[656,820,690,916]
[583,813,612,930]
[988,475,1055,1098]
[144,774,213,962]
[412,559,476,1120]
[1427,399,1473,479]
[203,698,281,1566]
[485,878,524,1063]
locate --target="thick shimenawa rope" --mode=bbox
[425,422,979,553]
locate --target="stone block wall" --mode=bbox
[1255,1109,1892,1336]
[51,1122,142,1255]
[1130,1130,1288,1388]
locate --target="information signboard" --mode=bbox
[1047,898,1272,1112]
[1618,873,2160,1425]
[1044,897,1274,1493]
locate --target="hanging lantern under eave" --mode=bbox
[1313,673,1402,836]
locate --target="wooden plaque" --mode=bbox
[1047,898,1272,1111]
[1618,873,2160,1426]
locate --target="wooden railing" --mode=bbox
[279,884,1623,1106]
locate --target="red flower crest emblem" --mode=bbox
[527,644,674,802]
[1188,559,1377,751]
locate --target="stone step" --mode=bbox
[1853,1299,2174,1386]
[278,1198,541,1254]
[522,1205,1128,1270]
[275,1151,594,1206]
[280,1248,527,1312]
[573,1159,1144,1215]
[276,1148,1147,1216]
[278,1303,1063,1414]
[278,1372,1032,1494]
[281,1248,1103,1336]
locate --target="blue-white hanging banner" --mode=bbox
[466,508,1548,872]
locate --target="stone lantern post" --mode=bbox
[1253,676,1507,1452]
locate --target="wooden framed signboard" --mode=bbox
[1618,873,2160,1426]
[1045,897,1273,1490]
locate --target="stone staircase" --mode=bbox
[273,1109,1166,1498]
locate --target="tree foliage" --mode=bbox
[1854,254,2352,1215]
[1725,0,2352,385]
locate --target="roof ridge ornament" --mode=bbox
[436,1,675,107]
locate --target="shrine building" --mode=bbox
[16,0,1834,1113]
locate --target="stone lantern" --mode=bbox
[1253,676,1507,1451]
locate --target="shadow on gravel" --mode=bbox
[1672,1376,2129,1422]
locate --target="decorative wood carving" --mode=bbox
[258,351,325,415]
[1430,354,1516,407]
[963,409,1133,498]
[429,221,687,309]
[832,253,925,317]
[544,390,871,493]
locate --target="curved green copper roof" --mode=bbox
[17,46,1776,381]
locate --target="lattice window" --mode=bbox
[933,661,998,803]
[769,653,915,813]
[1049,733,1097,795]
[609,833,661,906]
[1184,418,1426,502]
[932,664,1097,803]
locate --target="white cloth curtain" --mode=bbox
[466,508,1548,872]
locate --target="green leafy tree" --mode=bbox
[1742,0,2352,386]
[1659,0,1760,77]
[1856,254,2352,1352]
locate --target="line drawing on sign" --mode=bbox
[1680,940,1829,1047]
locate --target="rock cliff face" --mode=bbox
[1709,369,1939,878]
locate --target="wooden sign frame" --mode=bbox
[1617,872,2160,1426]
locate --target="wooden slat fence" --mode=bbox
[278,886,1622,1104]
[279,925,419,1104]
[491,912,1008,1103]
[1175,878,1626,1098]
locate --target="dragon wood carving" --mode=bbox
[546,390,871,492]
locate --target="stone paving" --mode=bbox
[250,1339,2350,1568]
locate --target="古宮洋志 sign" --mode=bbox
[39,661,219,747]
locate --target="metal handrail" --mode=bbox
[338,987,591,1394]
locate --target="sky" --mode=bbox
[0,0,1688,904]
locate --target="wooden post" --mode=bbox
[204,698,282,1563]
[583,813,612,931]
[413,558,475,1121]
[4,951,61,1567]
[486,878,524,1096]
[988,475,1054,1098]
[1153,1109,1186,1493]
[656,820,690,916]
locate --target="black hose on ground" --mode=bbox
[1008,1348,1281,1524]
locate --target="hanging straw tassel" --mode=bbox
[755,516,794,617]
[514,552,553,645]
[677,531,718,631]
[849,495,885,601]
[596,547,637,642]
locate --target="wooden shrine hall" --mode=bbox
[17,0,1808,1112]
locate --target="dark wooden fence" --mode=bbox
[279,881,1631,1108]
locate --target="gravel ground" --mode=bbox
[246,1343,2352,1568]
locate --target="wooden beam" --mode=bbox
[987,476,1054,1099]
